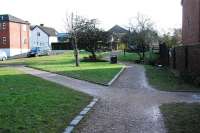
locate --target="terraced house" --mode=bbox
[0,14,30,57]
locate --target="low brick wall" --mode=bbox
[175,46,186,72]
[170,44,200,76]
[187,45,200,75]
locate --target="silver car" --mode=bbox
[0,50,7,61]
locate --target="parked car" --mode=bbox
[27,47,51,57]
[0,50,7,61]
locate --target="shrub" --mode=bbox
[144,50,159,65]
[81,56,108,62]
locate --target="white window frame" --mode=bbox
[23,38,27,45]
[2,23,6,30]
[2,37,6,45]
[23,25,26,31]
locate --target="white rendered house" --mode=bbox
[30,24,58,49]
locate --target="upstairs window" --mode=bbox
[37,32,40,36]
[2,23,6,30]
[2,37,6,45]
[23,25,26,31]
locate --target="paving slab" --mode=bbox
[64,126,74,133]
[14,62,200,133]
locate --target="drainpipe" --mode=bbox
[20,24,22,54]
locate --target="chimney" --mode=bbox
[25,21,30,25]
[40,24,44,27]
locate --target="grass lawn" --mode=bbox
[117,51,199,91]
[2,51,123,85]
[160,103,200,133]
[0,67,91,132]
[118,51,159,63]
[118,52,140,62]
[145,65,200,91]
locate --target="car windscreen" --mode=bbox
[31,47,40,52]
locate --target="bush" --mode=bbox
[81,56,108,62]
[144,50,159,65]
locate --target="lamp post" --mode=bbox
[110,35,114,54]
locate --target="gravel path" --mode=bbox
[14,63,200,133]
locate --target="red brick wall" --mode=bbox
[0,22,29,50]
[182,0,200,45]
[9,22,30,49]
[170,1,200,77]
[175,46,186,72]
[9,22,21,49]
[188,45,200,75]
[170,45,200,76]
[0,22,10,48]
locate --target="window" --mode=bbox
[24,38,27,45]
[23,25,26,31]
[21,37,27,45]
[2,37,6,45]
[2,23,6,30]
[0,23,1,30]
[37,32,40,36]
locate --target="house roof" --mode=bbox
[31,25,58,37]
[108,25,128,33]
[0,14,29,24]
[30,25,35,30]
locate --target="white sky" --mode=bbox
[1,0,182,33]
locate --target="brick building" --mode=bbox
[168,0,200,80]
[0,14,30,57]
[182,0,200,45]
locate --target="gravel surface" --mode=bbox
[14,63,200,133]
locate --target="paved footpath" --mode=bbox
[15,63,200,133]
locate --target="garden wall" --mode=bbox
[170,44,200,76]
[51,42,73,50]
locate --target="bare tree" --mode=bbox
[65,13,109,62]
[64,12,83,67]
[128,13,158,60]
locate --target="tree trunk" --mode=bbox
[137,52,142,61]
[91,50,96,60]
[124,49,126,56]
[73,36,79,67]
[142,43,145,61]
[142,51,145,60]
[74,49,79,66]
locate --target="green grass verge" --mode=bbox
[2,52,123,85]
[160,103,200,133]
[118,51,159,63]
[118,52,140,62]
[0,67,91,133]
[145,65,199,91]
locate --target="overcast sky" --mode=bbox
[1,0,182,33]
